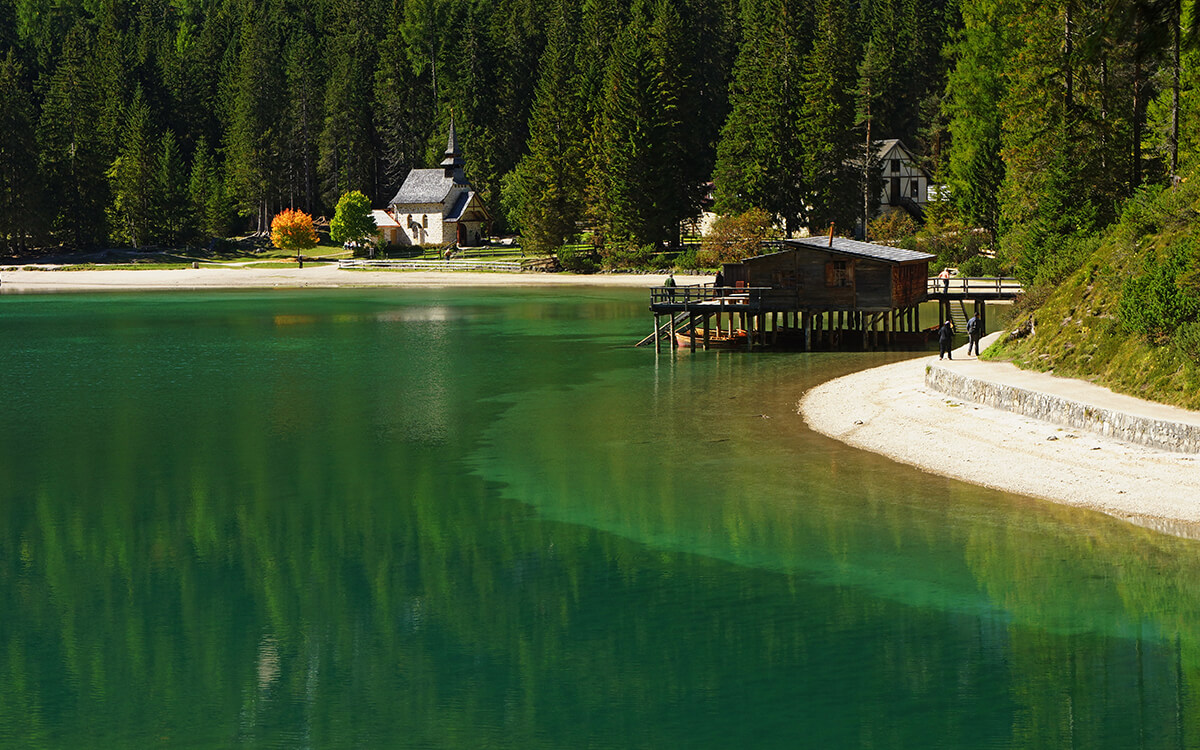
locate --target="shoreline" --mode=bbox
[0,265,705,292]
[799,338,1200,529]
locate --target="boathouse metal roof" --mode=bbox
[771,237,934,264]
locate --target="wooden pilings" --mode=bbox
[651,301,936,353]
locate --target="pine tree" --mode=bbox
[319,0,378,207]
[224,5,284,233]
[0,50,41,251]
[375,2,436,205]
[649,0,703,245]
[281,15,322,213]
[107,87,157,248]
[855,41,885,236]
[798,0,860,232]
[93,0,132,157]
[188,135,232,241]
[943,0,1010,239]
[712,0,808,233]
[996,0,1106,283]
[38,23,110,248]
[502,0,586,253]
[589,2,666,246]
[156,129,188,245]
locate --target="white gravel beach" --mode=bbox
[799,343,1200,529]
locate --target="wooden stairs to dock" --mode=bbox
[635,312,690,347]
[949,299,969,331]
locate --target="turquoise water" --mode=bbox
[2,287,1199,748]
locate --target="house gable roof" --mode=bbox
[769,237,934,264]
[875,139,931,180]
[371,209,401,228]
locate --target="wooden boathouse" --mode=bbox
[647,237,935,351]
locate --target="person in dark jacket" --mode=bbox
[966,313,982,356]
[938,319,955,360]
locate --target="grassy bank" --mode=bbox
[986,179,1200,411]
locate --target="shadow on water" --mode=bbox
[0,289,1196,748]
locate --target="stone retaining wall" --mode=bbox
[925,363,1200,454]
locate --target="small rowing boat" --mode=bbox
[674,328,748,349]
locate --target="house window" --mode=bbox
[891,158,901,173]
[826,260,852,288]
[910,180,919,198]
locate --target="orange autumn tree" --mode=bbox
[270,209,318,264]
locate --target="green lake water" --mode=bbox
[3,287,1200,748]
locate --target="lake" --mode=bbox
[2,287,1199,748]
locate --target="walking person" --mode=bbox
[938,319,955,360]
[938,267,951,294]
[966,312,982,356]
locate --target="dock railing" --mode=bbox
[649,285,771,309]
[927,276,1023,298]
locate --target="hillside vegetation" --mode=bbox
[987,177,1200,411]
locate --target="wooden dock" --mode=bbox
[644,274,1023,353]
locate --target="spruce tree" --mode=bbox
[943,0,1010,239]
[502,0,586,253]
[712,0,807,233]
[107,87,157,248]
[224,4,284,233]
[375,9,435,206]
[319,0,378,207]
[37,23,109,248]
[0,50,41,252]
[282,18,322,213]
[188,135,232,241]
[156,129,188,245]
[589,2,664,247]
[798,0,860,233]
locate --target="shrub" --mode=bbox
[674,244,700,269]
[698,208,779,266]
[957,254,1005,277]
[867,211,916,244]
[1175,321,1200,363]
[915,220,992,269]
[557,244,599,273]
[599,241,656,270]
[1120,239,1200,342]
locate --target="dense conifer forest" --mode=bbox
[1,0,1199,288]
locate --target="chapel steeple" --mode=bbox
[440,119,466,182]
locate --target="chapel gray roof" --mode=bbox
[390,169,456,205]
[772,236,935,264]
[443,190,473,222]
